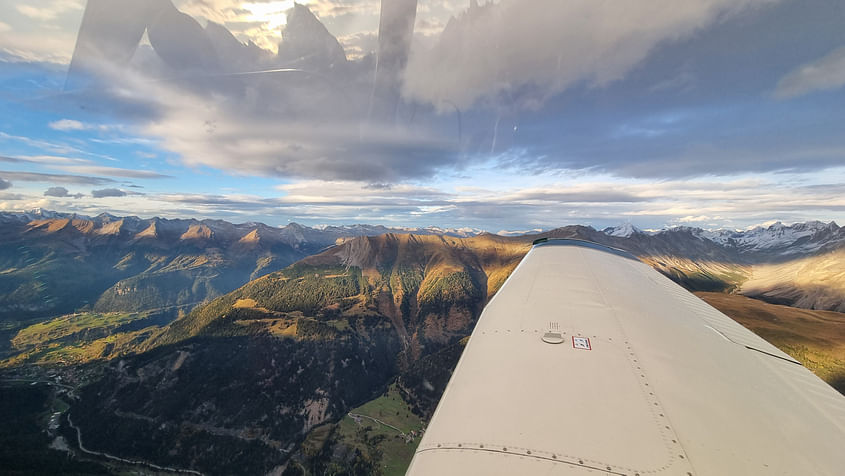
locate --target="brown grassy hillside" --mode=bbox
[698,292,845,393]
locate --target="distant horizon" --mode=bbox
[7,207,840,236]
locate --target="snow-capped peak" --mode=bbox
[603,223,641,237]
[693,221,841,253]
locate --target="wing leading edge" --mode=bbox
[407,239,845,475]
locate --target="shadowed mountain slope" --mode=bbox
[71,233,529,474]
[0,212,484,325]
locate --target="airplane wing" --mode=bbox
[407,239,845,475]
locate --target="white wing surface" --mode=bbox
[407,239,845,475]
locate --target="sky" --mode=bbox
[1,0,844,232]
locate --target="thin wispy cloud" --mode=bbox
[54,165,171,179]
[0,170,116,185]
[775,45,845,99]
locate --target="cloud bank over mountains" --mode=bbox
[1,0,845,229]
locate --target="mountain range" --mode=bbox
[1,211,844,474]
[0,210,484,325]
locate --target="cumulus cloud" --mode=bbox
[0,178,11,190]
[775,45,845,99]
[44,186,69,197]
[404,0,779,109]
[44,186,84,198]
[91,188,127,198]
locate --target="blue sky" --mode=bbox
[1,0,845,232]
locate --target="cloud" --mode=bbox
[0,170,115,185]
[0,132,90,157]
[263,175,845,229]
[91,188,127,198]
[43,186,84,198]
[612,144,845,179]
[277,180,450,204]
[404,0,780,109]
[8,168,839,231]
[16,1,84,22]
[48,119,86,131]
[306,0,380,18]
[505,189,648,203]
[649,70,697,94]
[53,14,454,182]
[130,73,458,181]
[1,1,83,64]
[0,178,10,190]
[54,165,171,179]
[0,36,77,64]
[111,0,806,183]
[677,215,721,223]
[37,0,845,187]
[175,0,300,53]
[336,31,377,60]
[775,45,845,99]
[1,154,88,165]
[44,186,68,197]
[47,119,123,133]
